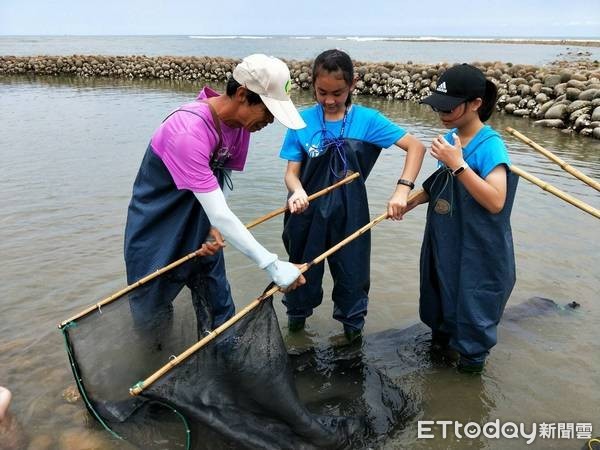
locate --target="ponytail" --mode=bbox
[478,80,498,122]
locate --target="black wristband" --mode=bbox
[397,178,415,190]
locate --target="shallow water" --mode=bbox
[0,75,599,449]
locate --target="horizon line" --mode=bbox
[1,33,599,40]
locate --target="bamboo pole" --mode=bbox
[58,172,360,329]
[129,189,423,396]
[58,247,208,329]
[506,127,600,192]
[510,165,600,219]
[244,172,359,228]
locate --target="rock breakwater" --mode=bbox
[2,55,599,138]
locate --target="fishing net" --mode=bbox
[60,255,414,449]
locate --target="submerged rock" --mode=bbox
[535,119,566,128]
[61,385,80,404]
[58,428,116,450]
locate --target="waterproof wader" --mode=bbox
[282,139,381,333]
[124,145,234,340]
[419,167,518,364]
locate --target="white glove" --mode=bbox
[264,260,302,288]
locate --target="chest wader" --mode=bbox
[124,111,235,348]
[282,139,381,333]
[419,167,518,364]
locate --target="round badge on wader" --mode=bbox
[434,199,451,215]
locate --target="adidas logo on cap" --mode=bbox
[436,82,447,93]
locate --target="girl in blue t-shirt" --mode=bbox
[410,63,518,373]
[279,49,425,342]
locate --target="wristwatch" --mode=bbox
[397,178,415,189]
[451,162,468,177]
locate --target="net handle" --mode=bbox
[505,127,600,192]
[510,165,600,219]
[58,172,360,328]
[129,188,423,396]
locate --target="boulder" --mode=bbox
[571,73,588,82]
[554,83,567,96]
[518,84,531,96]
[569,107,591,121]
[544,104,569,120]
[566,79,587,90]
[513,109,530,117]
[544,74,562,87]
[580,128,594,137]
[574,114,590,130]
[578,88,600,101]
[567,100,592,114]
[530,82,543,94]
[541,87,554,96]
[559,70,573,82]
[537,100,555,118]
[566,87,582,101]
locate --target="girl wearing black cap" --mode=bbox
[409,63,518,373]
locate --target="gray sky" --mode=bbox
[1,0,599,37]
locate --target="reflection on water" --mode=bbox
[0,75,599,449]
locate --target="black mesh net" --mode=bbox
[60,257,414,449]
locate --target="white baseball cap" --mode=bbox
[233,54,306,130]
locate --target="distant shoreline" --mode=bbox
[185,35,600,47]
[376,38,600,48]
[3,35,599,48]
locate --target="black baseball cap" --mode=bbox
[421,63,487,112]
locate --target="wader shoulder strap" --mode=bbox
[162,101,223,151]
[200,100,223,151]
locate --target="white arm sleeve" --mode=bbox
[194,189,277,269]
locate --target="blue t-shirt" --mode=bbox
[280,104,406,161]
[445,125,510,178]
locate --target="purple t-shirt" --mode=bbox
[151,87,250,193]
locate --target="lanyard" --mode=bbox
[315,104,351,178]
[320,104,350,139]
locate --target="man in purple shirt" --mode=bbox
[124,54,306,339]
